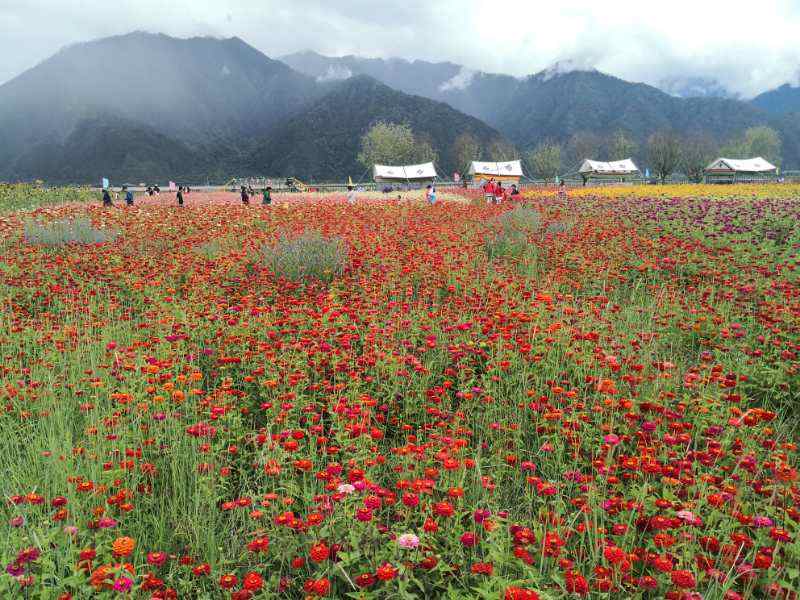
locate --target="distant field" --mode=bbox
[0,186,799,599]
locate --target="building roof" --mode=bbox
[704,157,777,173]
[579,159,639,175]
[468,160,524,177]
[373,162,437,181]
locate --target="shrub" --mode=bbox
[498,206,541,233]
[262,230,347,283]
[23,217,119,246]
[485,207,542,260]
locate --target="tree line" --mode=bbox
[358,121,783,183]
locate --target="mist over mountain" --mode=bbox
[497,70,767,160]
[2,33,800,183]
[248,75,504,180]
[280,50,519,124]
[658,76,736,99]
[753,84,800,115]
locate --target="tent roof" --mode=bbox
[373,162,437,180]
[579,159,639,174]
[468,160,524,177]
[704,157,777,173]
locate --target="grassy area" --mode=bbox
[0,191,798,599]
[0,183,97,212]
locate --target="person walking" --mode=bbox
[102,188,113,207]
[346,185,357,204]
[495,182,505,204]
[262,186,272,206]
[124,185,134,206]
[241,186,250,205]
[177,186,184,207]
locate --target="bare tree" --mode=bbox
[607,130,638,161]
[566,131,603,168]
[526,141,562,182]
[682,134,716,183]
[648,131,682,183]
[486,139,519,161]
[451,133,481,174]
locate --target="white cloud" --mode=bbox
[316,65,353,82]
[1,0,799,97]
[439,67,477,92]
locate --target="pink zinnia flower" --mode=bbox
[397,533,419,550]
[113,576,133,592]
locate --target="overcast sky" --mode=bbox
[3,0,800,97]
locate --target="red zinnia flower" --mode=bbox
[670,569,696,589]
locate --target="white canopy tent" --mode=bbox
[704,157,778,183]
[468,160,524,183]
[705,157,777,173]
[373,162,437,183]
[579,159,640,177]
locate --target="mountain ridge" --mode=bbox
[3,33,800,183]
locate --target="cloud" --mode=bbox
[439,68,477,92]
[1,0,799,97]
[316,65,353,82]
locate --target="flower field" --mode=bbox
[1,186,799,599]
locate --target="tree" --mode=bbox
[566,131,603,168]
[357,122,417,168]
[607,130,638,161]
[681,134,716,183]
[414,132,439,166]
[526,141,562,182]
[648,131,682,183]
[721,126,782,167]
[486,139,518,161]
[451,133,481,174]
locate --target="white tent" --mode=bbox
[468,160,524,182]
[704,157,777,174]
[579,159,639,176]
[373,162,437,183]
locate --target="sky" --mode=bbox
[2,0,800,97]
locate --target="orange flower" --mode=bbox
[111,536,136,557]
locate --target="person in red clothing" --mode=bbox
[483,178,496,204]
[495,181,505,204]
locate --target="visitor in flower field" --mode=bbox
[495,181,505,203]
[262,186,272,205]
[483,178,496,203]
[153,184,160,195]
[102,188,112,207]
[123,185,133,206]
[176,186,184,207]
[346,185,357,204]
[426,184,437,204]
[240,186,249,205]
[146,186,154,197]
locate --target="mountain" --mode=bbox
[0,32,318,181]
[248,75,504,180]
[752,84,800,115]
[658,76,736,99]
[10,115,209,184]
[282,51,800,168]
[280,50,518,124]
[498,70,767,153]
[4,33,800,183]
